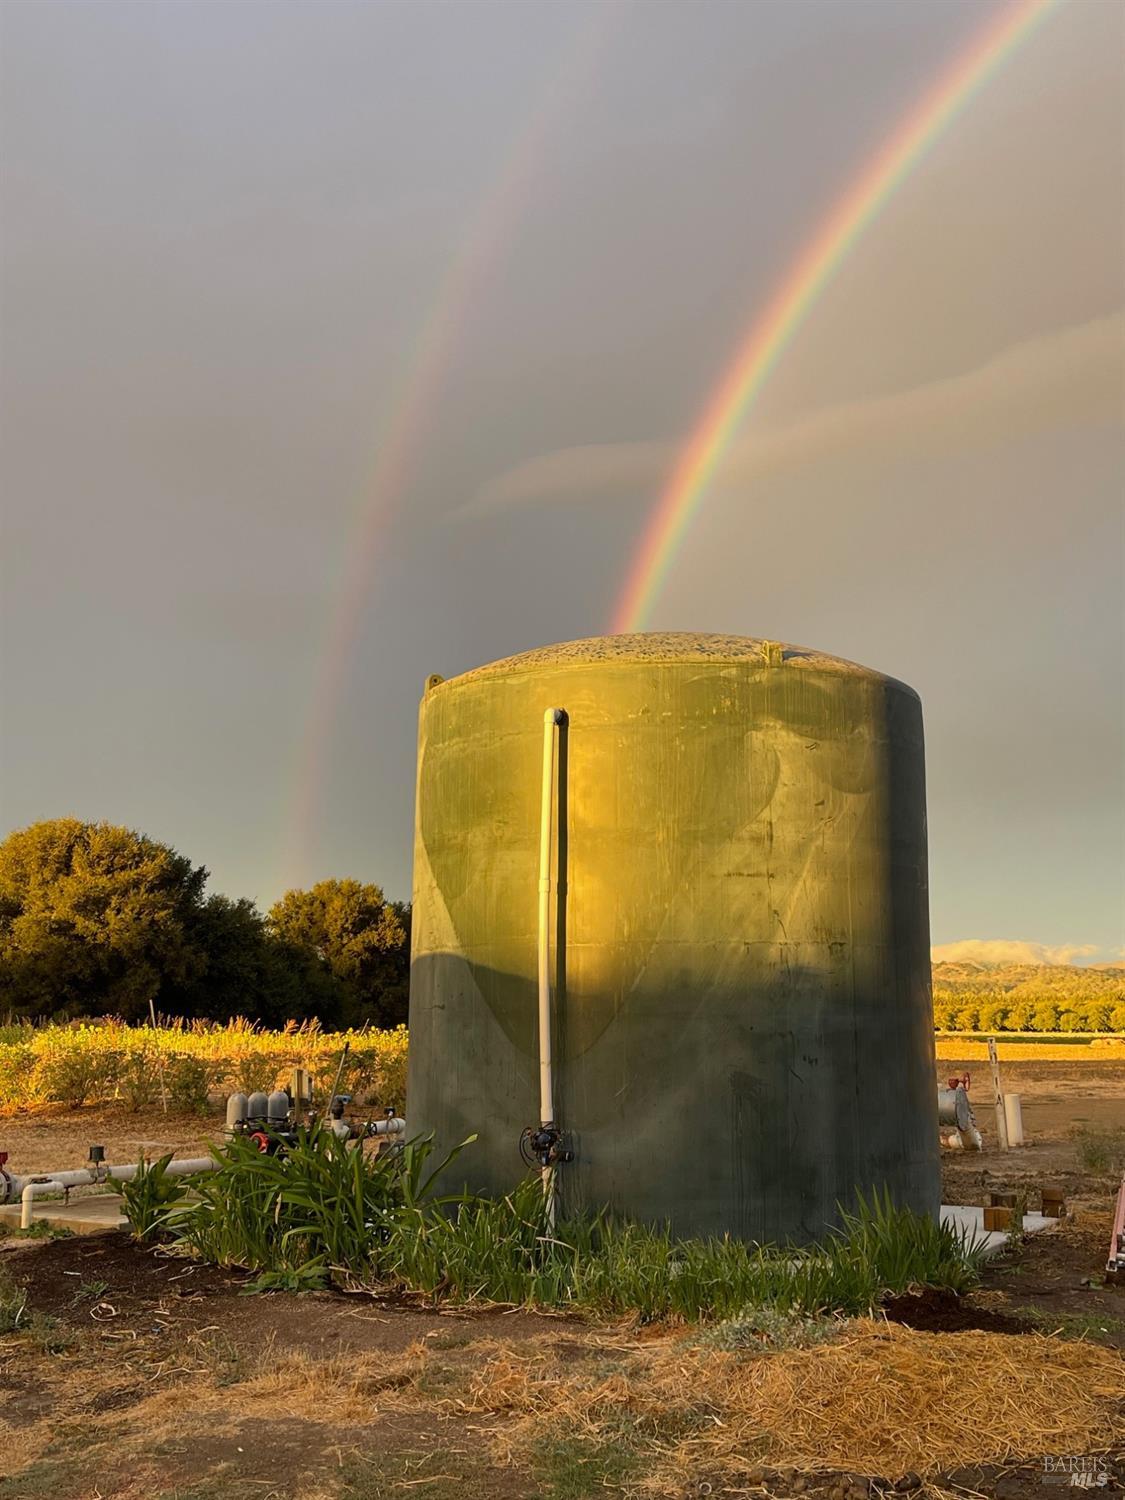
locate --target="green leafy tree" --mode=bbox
[977,1000,1010,1033]
[1080,1001,1113,1032]
[167,894,309,1025]
[1005,1001,1036,1032]
[0,819,206,1020]
[1030,1001,1060,1032]
[268,879,410,1027]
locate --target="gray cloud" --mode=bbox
[466,314,1124,515]
[1,0,1121,959]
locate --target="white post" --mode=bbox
[1004,1092,1024,1147]
[149,997,169,1115]
[987,1036,1010,1151]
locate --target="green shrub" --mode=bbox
[163,1054,214,1113]
[1070,1126,1125,1177]
[31,1041,120,1108]
[223,1048,286,1096]
[158,1126,469,1286]
[115,1049,165,1111]
[0,1045,40,1109]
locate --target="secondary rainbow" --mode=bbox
[612,0,1060,634]
[284,9,622,882]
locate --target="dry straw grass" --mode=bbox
[458,1321,1125,1486]
[4,1315,1122,1496]
[681,1323,1123,1475]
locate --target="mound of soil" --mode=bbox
[10,1229,249,1318]
[4,1229,567,1353]
[881,1288,1028,1334]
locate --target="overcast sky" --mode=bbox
[1,0,1122,960]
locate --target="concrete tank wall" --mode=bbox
[407,633,939,1243]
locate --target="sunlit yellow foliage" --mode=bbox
[934,1036,1125,1062]
[0,1020,408,1115]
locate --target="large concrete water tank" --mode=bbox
[408,633,939,1242]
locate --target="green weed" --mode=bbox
[113,1153,184,1239]
[698,1306,855,1353]
[532,1432,641,1498]
[70,1278,109,1304]
[1069,1126,1125,1176]
[0,1267,76,1353]
[1017,1306,1125,1342]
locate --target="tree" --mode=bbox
[0,818,207,1020]
[167,894,308,1025]
[1030,1001,1060,1032]
[268,879,410,1027]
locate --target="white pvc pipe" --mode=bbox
[369,1117,406,1136]
[3,1156,214,1208]
[538,707,564,1229]
[1004,1092,1024,1147]
[538,709,563,1132]
[21,1180,67,1230]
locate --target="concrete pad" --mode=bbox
[941,1202,1058,1258]
[0,1194,127,1235]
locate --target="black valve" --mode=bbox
[88,1144,106,1165]
[519,1124,573,1170]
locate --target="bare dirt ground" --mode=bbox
[0,1061,1122,1500]
[934,1056,1125,1212]
[0,1104,220,1181]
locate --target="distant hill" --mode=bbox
[932,961,1125,995]
[931,962,1125,1031]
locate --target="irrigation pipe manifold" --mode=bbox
[0,1155,215,1229]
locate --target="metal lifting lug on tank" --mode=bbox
[407,633,940,1245]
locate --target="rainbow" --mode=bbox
[285,9,622,882]
[612,0,1060,634]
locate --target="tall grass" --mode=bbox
[133,1131,988,1316]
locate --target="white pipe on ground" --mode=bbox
[2,1156,215,1209]
[538,706,565,1227]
